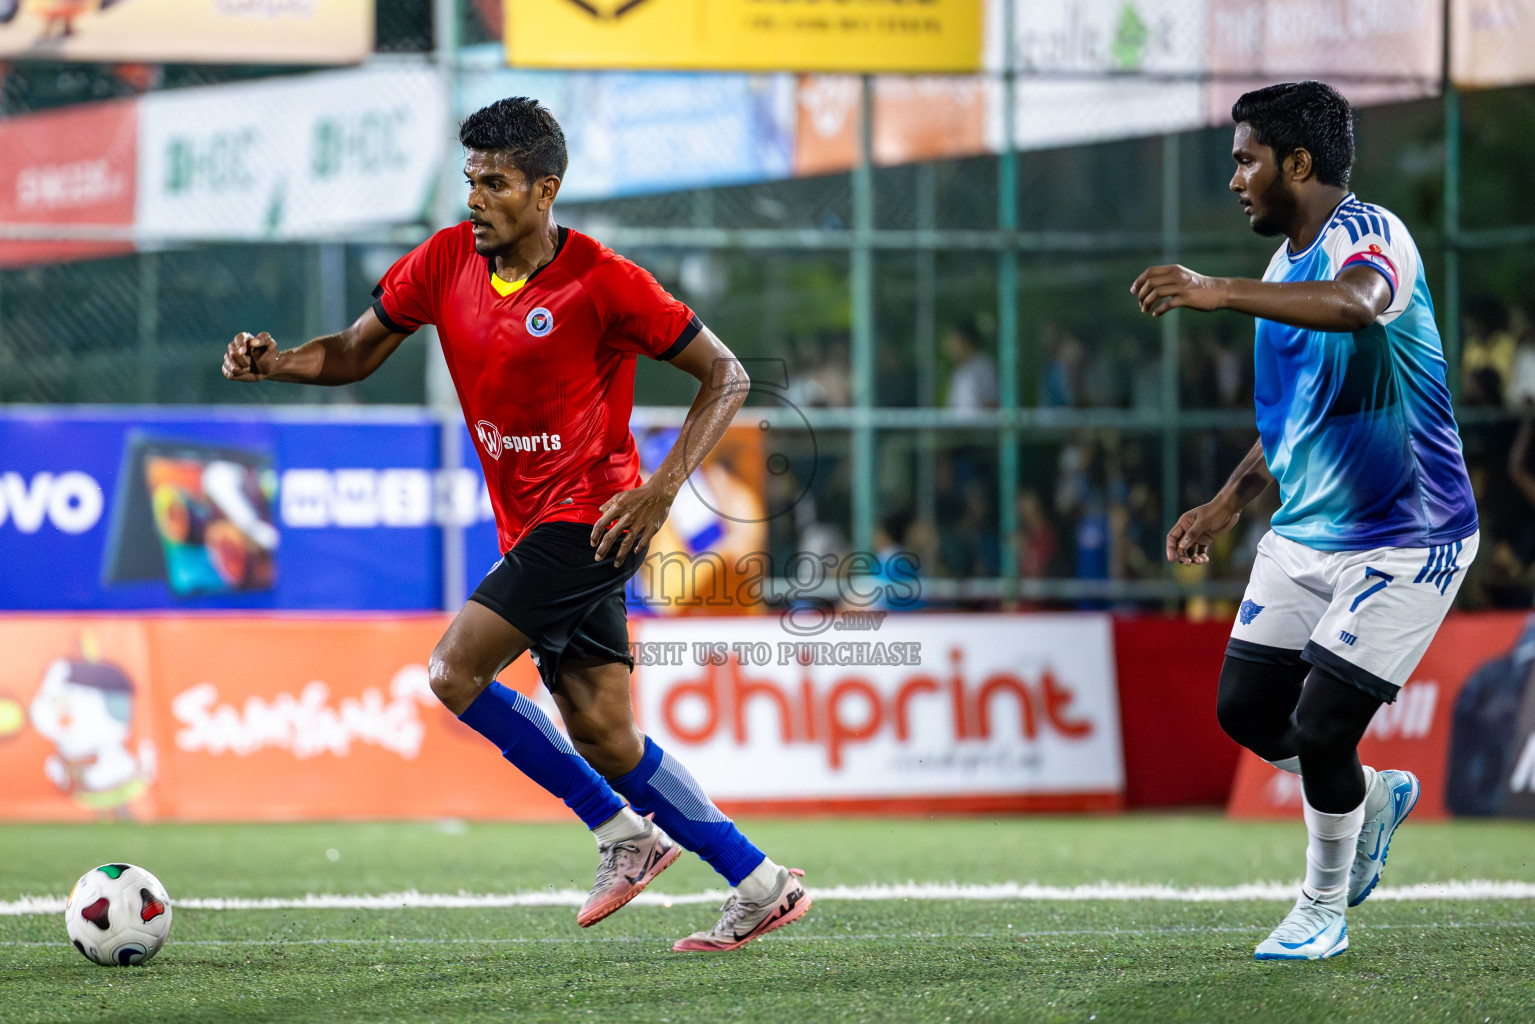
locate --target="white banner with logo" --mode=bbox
[136,66,446,240]
[989,0,1208,150]
[633,614,1124,808]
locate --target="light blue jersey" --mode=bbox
[1254,193,1477,551]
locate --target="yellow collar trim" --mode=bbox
[489,273,527,298]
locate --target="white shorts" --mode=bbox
[1228,529,1479,702]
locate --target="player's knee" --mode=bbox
[1214,683,1256,748]
[565,708,638,752]
[1216,659,1283,751]
[427,645,488,712]
[1291,706,1351,760]
[563,709,642,772]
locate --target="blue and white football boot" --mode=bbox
[1254,891,1348,961]
[1349,769,1420,907]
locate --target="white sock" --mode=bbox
[1301,793,1366,904]
[1361,766,1390,819]
[592,806,646,846]
[734,857,781,904]
[1267,756,1302,775]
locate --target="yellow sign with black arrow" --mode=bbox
[505,0,983,73]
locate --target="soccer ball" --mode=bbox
[65,863,173,966]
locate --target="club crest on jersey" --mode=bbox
[525,307,554,337]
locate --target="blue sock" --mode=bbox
[457,682,625,830]
[611,736,765,886]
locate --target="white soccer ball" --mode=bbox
[64,863,173,966]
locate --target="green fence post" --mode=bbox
[851,74,877,554]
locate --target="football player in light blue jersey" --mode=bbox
[1131,81,1479,961]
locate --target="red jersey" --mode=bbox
[372,223,700,551]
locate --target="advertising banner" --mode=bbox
[1004,0,1207,151]
[0,615,570,822]
[633,614,1124,813]
[0,100,136,267]
[1227,613,1535,820]
[1451,0,1535,89]
[1205,0,1442,123]
[0,612,1124,821]
[0,409,492,611]
[504,0,984,74]
[0,0,371,65]
[0,410,775,612]
[136,65,446,240]
[456,69,795,202]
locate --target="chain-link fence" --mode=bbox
[2,1,1533,612]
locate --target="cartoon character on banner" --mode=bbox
[24,636,155,814]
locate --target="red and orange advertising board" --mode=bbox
[1227,613,1532,820]
[0,615,568,823]
[0,0,371,64]
[0,100,136,267]
[793,75,990,177]
[0,612,1126,822]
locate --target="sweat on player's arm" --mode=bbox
[590,324,749,566]
[220,306,410,385]
[1130,262,1391,331]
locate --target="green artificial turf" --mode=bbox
[2,816,1533,1023]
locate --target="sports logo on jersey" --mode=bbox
[473,420,563,461]
[475,420,504,460]
[1238,600,1265,625]
[525,307,554,338]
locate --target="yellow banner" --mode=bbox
[505,0,983,73]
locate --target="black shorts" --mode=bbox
[469,521,644,690]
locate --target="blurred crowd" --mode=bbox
[766,304,1535,612]
[1458,295,1535,609]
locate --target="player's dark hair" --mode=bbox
[1231,81,1354,188]
[459,97,568,182]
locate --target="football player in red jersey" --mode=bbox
[222,98,809,952]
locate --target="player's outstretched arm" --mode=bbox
[220,307,411,386]
[1131,264,1390,333]
[590,325,749,566]
[1166,439,1273,565]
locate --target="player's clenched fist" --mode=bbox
[1131,264,1228,316]
[222,331,277,382]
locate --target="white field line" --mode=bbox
[5,880,1535,917]
[3,921,1534,950]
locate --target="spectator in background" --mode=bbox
[943,318,999,409]
[1110,481,1160,582]
[876,341,917,407]
[1041,323,1086,407]
[1461,296,1516,406]
[1505,301,1535,411]
[1181,329,1246,409]
[1510,415,1535,536]
[856,510,926,611]
[1014,489,1059,579]
[786,332,850,408]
